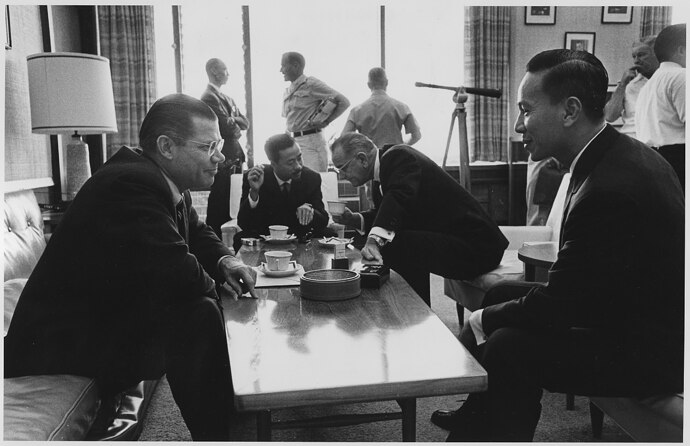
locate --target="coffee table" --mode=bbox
[517,241,558,281]
[221,240,487,441]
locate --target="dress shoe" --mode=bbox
[430,409,459,430]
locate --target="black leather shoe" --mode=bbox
[430,409,459,430]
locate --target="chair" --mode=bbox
[443,173,571,314]
[221,171,339,246]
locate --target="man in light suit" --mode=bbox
[329,132,508,306]
[201,58,250,237]
[432,49,684,441]
[235,133,333,247]
[5,94,257,441]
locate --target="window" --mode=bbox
[153,3,465,165]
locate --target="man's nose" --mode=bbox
[212,149,225,163]
[514,115,525,133]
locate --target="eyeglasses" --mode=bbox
[175,137,225,157]
[332,153,360,174]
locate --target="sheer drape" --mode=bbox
[98,6,157,158]
[639,6,672,38]
[464,6,511,162]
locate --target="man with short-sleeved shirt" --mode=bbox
[635,23,685,187]
[343,67,421,149]
[281,52,350,172]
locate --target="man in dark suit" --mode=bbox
[433,49,684,441]
[329,132,508,306]
[4,94,257,441]
[201,58,250,237]
[235,133,333,247]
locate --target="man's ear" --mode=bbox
[562,96,583,127]
[156,135,176,160]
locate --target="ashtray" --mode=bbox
[300,269,361,301]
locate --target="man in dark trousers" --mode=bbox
[329,132,508,306]
[235,133,333,247]
[201,58,250,237]
[432,49,684,441]
[5,94,257,441]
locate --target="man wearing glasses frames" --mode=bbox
[330,132,508,307]
[5,94,257,441]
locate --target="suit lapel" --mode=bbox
[559,125,619,245]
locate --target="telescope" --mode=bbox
[415,82,502,99]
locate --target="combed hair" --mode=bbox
[330,132,376,156]
[139,94,218,154]
[526,49,608,121]
[283,52,305,69]
[654,23,686,62]
[265,133,296,162]
[205,58,223,76]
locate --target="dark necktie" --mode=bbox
[281,182,290,199]
[176,196,188,242]
[558,176,576,249]
[372,180,383,208]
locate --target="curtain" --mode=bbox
[639,6,671,38]
[464,6,511,162]
[98,6,157,159]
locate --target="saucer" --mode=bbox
[259,261,302,277]
[261,234,297,244]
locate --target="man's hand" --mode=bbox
[361,237,383,263]
[219,256,257,300]
[619,67,637,86]
[332,208,361,229]
[247,165,264,200]
[296,203,315,226]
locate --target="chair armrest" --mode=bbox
[499,225,554,250]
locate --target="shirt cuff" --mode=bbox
[468,309,487,345]
[249,193,259,208]
[369,226,395,242]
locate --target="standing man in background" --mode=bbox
[604,36,659,139]
[635,23,685,188]
[281,51,350,172]
[342,67,421,148]
[202,58,250,237]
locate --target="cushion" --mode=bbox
[4,278,27,336]
[3,375,100,441]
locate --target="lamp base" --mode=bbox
[62,134,92,201]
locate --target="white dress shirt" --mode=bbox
[635,61,685,147]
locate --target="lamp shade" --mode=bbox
[27,52,117,135]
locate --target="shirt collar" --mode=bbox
[374,149,381,182]
[569,124,607,174]
[208,83,221,93]
[273,171,292,186]
[371,89,387,96]
[160,169,184,206]
[291,74,307,86]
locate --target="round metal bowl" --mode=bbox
[300,269,361,301]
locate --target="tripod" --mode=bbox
[415,82,502,191]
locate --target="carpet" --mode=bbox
[139,275,631,442]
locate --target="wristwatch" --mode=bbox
[368,234,388,247]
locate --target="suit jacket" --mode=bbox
[5,147,234,388]
[482,125,685,386]
[200,85,249,164]
[362,145,508,265]
[237,165,329,238]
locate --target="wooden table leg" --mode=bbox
[398,398,417,442]
[257,410,272,441]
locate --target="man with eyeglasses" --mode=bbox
[235,133,334,247]
[329,132,508,306]
[5,94,257,441]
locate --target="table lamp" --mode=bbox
[27,52,117,201]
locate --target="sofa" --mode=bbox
[3,189,158,441]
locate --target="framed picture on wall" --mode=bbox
[565,32,595,55]
[601,6,633,24]
[525,6,556,25]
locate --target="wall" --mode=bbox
[4,5,52,186]
[508,6,643,140]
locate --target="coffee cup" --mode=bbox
[264,250,292,271]
[332,223,346,238]
[269,225,289,239]
[327,201,347,216]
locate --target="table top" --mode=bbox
[221,240,487,412]
[517,241,559,269]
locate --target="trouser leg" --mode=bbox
[165,296,234,441]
